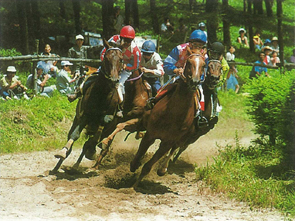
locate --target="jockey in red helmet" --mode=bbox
[100,25,141,115]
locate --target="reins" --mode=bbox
[126,72,144,82]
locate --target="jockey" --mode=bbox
[164,29,207,79]
[100,25,141,104]
[67,25,141,106]
[207,41,229,119]
[139,40,164,96]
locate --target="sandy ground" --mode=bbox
[0,130,289,221]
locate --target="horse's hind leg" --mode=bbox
[133,141,171,188]
[130,132,155,173]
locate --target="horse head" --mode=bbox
[101,39,123,82]
[182,47,206,89]
[206,59,222,90]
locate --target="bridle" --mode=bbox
[181,53,205,85]
[101,47,124,82]
[206,59,222,89]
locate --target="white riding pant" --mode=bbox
[117,70,132,103]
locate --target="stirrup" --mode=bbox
[146,97,155,110]
[197,115,209,128]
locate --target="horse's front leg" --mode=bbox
[133,140,171,188]
[130,131,155,173]
[52,117,87,172]
[157,145,178,176]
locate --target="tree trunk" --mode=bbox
[206,0,218,44]
[72,0,81,34]
[102,0,114,39]
[125,0,132,25]
[132,0,139,29]
[265,0,273,17]
[31,0,41,40]
[277,0,284,66]
[59,0,66,20]
[222,0,230,46]
[254,0,263,15]
[16,0,29,54]
[247,0,255,52]
[150,0,159,34]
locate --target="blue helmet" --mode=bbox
[189,30,207,43]
[141,40,156,53]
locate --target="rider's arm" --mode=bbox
[163,46,179,76]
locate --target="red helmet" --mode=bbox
[120,25,135,39]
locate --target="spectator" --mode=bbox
[253,30,263,50]
[270,51,280,66]
[161,18,174,34]
[113,6,124,34]
[26,63,55,97]
[40,44,59,78]
[271,37,279,54]
[198,22,207,40]
[140,40,164,96]
[68,34,101,76]
[0,66,30,100]
[0,85,10,101]
[226,45,235,61]
[226,62,239,94]
[237,28,249,48]
[262,46,272,65]
[56,61,79,95]
[261,39,271,51]
[290,49,295,64]
[249,52,270,79]
[176,18,188,33]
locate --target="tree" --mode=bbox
[125,0,139,29]
[102,0,114,39]
[264,0,273,17]
[150,0,159,34]
[277,0,284,65]
[16,0,29,54]
[206,0,219,44]
[247,0,255,52]
[72,0,82,34]
[253,0,263,15]
[222,0,231,46]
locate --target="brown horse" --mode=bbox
[127,50,206,186]
[52,41,123,172]
[157,59,223,175]
[91,69,150,169]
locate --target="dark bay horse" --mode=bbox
[157,59,223,175]
[91,69,150,169]
[52,41,123,172]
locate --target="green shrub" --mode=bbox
[244,70,295,145]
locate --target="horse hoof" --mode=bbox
[85,150,97,161]
[54,148,67,160]
[130,161,141,173]
[157,168,167,176]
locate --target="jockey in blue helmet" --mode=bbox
[163,29,207,77]
[140,40,164,96]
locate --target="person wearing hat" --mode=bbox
[68,34,101,76]
[198,22,207,41]
[261,38,271,51]
[56,61,79,95]
[26,63,55,97]
[139,40,164,96]
[271,37,279,54]
[253,30,263,50]
[262,46,272,65]
[0,66,29,100]
[237,28,249,48]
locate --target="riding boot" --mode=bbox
[67,87,82,103]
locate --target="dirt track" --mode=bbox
[0,131,287,221]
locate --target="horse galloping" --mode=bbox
[52,40,123,172]
[157,59,223,175]
[130,48,207,186]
